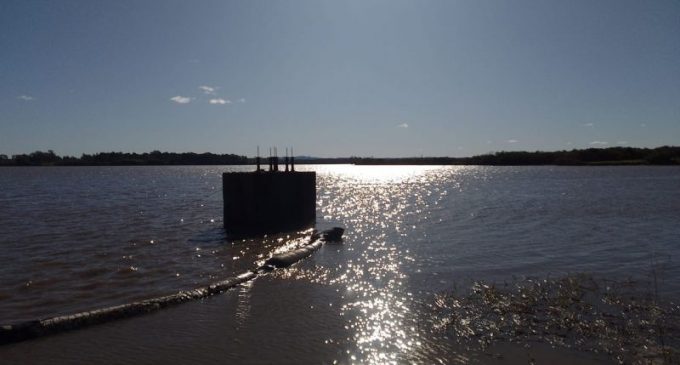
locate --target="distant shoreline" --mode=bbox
[1,146,679,166]
[1,161,678,167]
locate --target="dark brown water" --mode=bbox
[1,165,678,363]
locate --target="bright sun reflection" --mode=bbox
[270,165,473,363]
[304,165,455,364]
[313,164,441,184]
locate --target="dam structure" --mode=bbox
[222,148,316,236]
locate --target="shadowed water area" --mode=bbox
[0,165,679,363]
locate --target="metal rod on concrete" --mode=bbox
[268,147,273,172]
[256,146,261,172]
[285,147,289,172]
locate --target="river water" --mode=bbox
[0,165,679,363]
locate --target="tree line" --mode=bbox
[1,146,678,166]
[0,150,247,166]
[350,146,680,165]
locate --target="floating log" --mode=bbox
[0,228,343,345]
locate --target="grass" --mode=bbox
[432,273,680,364]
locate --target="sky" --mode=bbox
[1,0,678,158]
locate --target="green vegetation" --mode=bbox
[433,274,680,364]
[351,146,680,165]
[0,150,247,166]
[1,146,679,166]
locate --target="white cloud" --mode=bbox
[583,123,594,127]
[209,98,231,105]
[396,123,409,128]
[507,139,519,143]
[18,95,34,101]
[199,85,218,95]
[590,141,608,146]
[237,98,246,103]
[617,141,628,145]
[170,96,192,104]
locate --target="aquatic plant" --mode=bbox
[432,274,680,364]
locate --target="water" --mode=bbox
[1,165,679,363]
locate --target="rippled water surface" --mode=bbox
[1,165,679,363]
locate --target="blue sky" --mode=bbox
[1,0,678,157]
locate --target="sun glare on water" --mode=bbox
[305,165,459,363]
[313,164,443,184]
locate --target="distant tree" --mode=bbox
[1,146,678,166]
[27,150,61,165]
[645,146,680,164]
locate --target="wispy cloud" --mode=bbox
[18,95,34,101]
[199,85,218,95]
[170,96,192,104]
[396,122,409,128]
[640,123,647,127]
[617,141,628,145]
[237,98,246,103]
[507,139,519,143]
[209,98,231,105]
[583,122,594,127]
[589,141,608,146]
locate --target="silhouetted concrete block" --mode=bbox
[222,171,316,235]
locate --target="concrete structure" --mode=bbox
[222,171,316,235]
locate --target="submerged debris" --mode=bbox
[432,274,680,364]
